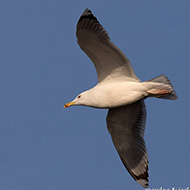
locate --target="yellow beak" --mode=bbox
[64,101,75,108]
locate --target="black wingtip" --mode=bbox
[78,8,98,26]
[82,8,92,16]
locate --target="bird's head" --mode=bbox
[64,91,89,108]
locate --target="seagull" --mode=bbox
[64,9,177,188]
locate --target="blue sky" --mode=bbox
[0,0,190,190]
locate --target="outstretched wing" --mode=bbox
[76,9,140,83]
[106,100,149,188]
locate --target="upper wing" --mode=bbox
[106,100,149,188]
[76,9,140,83]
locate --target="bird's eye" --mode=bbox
[77,95,81,99]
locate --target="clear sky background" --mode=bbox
[0,1,190,190]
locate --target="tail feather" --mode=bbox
[146,75,178,100]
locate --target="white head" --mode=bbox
[64,90,92,108]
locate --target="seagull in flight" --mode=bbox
[64,9,177,188]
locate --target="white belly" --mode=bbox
[91,81,147,108]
